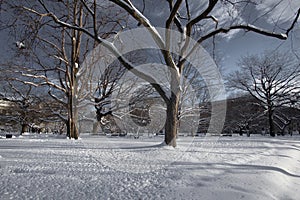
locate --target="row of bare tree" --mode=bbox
[227,51,300,136]
[0,0,299,146]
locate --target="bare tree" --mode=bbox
[93,50,146,132]
[9,0,300,146]
[227,51,300,136]
[3,1,128,139]
[0,63,65,134]
[178,63,212,135]
[0,77,42,134]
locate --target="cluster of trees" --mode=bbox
[0,86,65,134]
[223,94,300,136]
[227,51,300,136]
[0,0,299,146]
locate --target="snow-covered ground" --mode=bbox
[1,133,300,200]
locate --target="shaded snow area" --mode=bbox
[1,134,300,200]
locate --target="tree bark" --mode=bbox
[21,123,28,135]
[69,118,79,139]
[66,114,79,139]
[268,108,275,137]
[164,72,180,147]
[165,97,179,147]
[66,119,70,138]
[67,92,79,139]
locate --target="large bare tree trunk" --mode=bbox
[67,60,79,140]
[268,108,275,137]
[69,119,79,139]
[67,106,79,139]
[67,4,81,140]
[165,96,179,147]
[21,123,28,135]
[164,72,180,147]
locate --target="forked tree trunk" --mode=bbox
[66,3,81,140]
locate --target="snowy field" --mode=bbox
[1,133,300,200]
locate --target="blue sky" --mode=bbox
[1,0,299,76]
[219,27,300,75]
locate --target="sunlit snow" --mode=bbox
[0,133,300,199]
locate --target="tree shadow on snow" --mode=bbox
[172,161,300,178]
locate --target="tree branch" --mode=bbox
[23,5,170,104]
[286,8,300,36]
[183,24,289,62]
[109,0,165,49]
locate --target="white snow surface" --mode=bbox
[1,133,300,200]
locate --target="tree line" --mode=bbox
[0,1,299,146]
